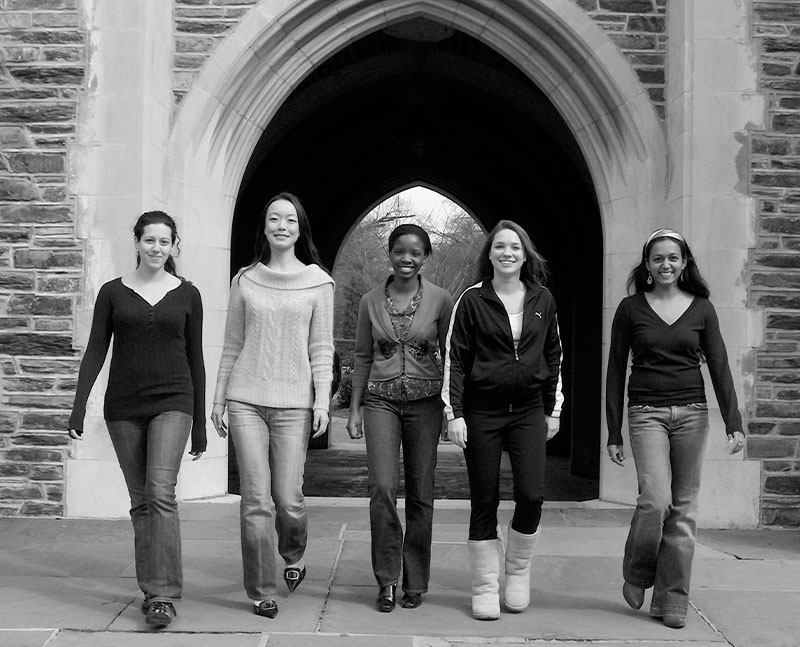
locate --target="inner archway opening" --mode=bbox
[227,18,602,498]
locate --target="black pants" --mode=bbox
[463,406,547,540]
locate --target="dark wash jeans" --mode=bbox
[463,406,546,540]
[363,393,442,593]
[624,403,709,617]
[106,410,192,604]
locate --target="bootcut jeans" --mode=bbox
[227,400,312,601]
[106,410,193,604]
[363,393,442,594]
[624,403,709,618]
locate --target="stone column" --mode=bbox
[663,0,761,527]
[66,0,185,517]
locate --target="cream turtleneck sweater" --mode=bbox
[213,262,335,411]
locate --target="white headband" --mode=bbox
[646,228,684,246]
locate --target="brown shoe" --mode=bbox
[622,582,645,610]
[663,614,686,629]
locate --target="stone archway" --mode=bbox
[165,0,668,506]
[229,20,603,490]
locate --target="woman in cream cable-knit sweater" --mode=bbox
[211,192,334,619]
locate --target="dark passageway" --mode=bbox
[228,18,603,497]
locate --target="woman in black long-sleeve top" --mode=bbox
[442,219,563,620]
[606,228,745,629]
[69,211,205,630]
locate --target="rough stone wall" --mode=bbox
[172,0,668,118]
[575,0,667,119]
[0,0,85,516]
[173,0,260,105]
[749,1,800,527]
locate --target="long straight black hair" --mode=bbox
[475,219,549,286]
[240,192,326,279]
[133,210,180,277]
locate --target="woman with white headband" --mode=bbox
[605,228,745,630]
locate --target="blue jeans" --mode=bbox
[624,403,709,617]
[363,393,442,593]
[463,406,547,540]
[227,400,312,601]
[106,410,192,604]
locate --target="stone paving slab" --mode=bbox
[268,635,412,647]
[690,590,800,647]
[0,500,797,647]
[0,576,131,631]
[106,581,328,634]
[0,630,59,647]
[46,632,265,647]
[318,584,725,642]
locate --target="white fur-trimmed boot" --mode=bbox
[467,539,501,620]
[503,525,540,612]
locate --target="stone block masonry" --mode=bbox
[750,2,800,527]
[0,0,85,516]
[172,0,668,118]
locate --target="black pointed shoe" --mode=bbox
[284,566,306,593]
[254,599,279,618]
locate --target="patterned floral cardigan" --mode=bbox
[351,276,454,402]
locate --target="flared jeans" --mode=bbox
[107,410,192,604]
[624,403,709,617]
[227,400,312,601]
[363,393,442,594]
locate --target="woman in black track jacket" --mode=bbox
[442,219,563,621]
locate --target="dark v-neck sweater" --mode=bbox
[69,277,206,452]
[605,293,742,446]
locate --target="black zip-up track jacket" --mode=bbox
[442,280,563,420]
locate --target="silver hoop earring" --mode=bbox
[646,272,653,285]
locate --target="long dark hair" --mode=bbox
[241,192,325,279]
[133,210,180,277]
[475,219,548,286]
[627,228,710,297]
[388,223,432,256]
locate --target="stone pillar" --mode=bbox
[663,0,761,527]
[65,0,225,517]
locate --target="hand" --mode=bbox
[448,417,467,449]
[728,431,745,454]
[211,403,227,438]
[346,409,363,440]
[189,450,204,461]
[607,444,625,466]
[311,409,329,438]
[68,429,83,441]
[545,415,560,441]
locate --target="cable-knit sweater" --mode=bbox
[213,262,335,411]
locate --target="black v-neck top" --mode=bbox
[605,293,742,446]
[69,277,206,452]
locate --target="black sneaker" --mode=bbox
[145,601,176,628]
[141,596,153,614]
